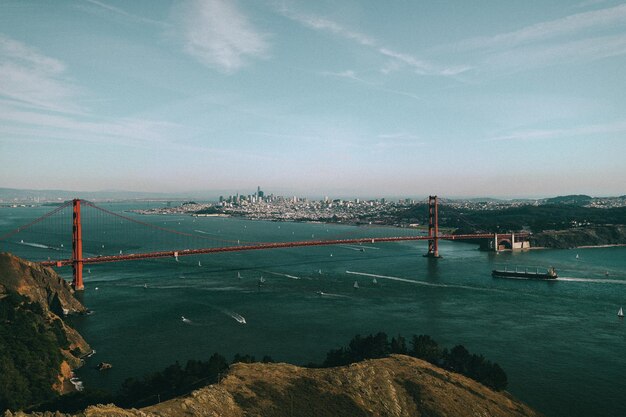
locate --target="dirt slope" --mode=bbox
[9,355,542,417]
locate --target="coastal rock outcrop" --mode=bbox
[0,253,91,392]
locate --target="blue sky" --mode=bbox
[1,0,625,198]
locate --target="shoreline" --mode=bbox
[129,209,626,250]
[573,243,626,249]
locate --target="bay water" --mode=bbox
[1,203,625,417]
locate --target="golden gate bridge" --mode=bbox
[0,196,528,291]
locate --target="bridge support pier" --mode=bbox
[72,199,84,291]
[424,195,441,258]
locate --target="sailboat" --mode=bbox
[237,272,242,279]
[618,307,624,318]
[576,254,579,259]
[353,281,359,289]
[372,278,378,285]
[198,261,202,267]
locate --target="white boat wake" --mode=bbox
[317,291,349,298]
[265,271,301,280]
[194,230,220,236]
[345,271,504,293]
[223,310,246,324]
[19,241,58,250]
[557,277,626,285]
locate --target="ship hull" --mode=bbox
[492,270,557,280]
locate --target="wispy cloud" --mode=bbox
[459,4,626,51]
[82,0,167,26]
[0,34,192,149]
[377,132,421,141]
[0,100,184,148]
[484,33,626,72]
[444,4,626,74]
[321,70,424,101]
[0,34,82,114]
[277,9,376,47]
[573,0,609,9]
[377,48,469,76]
[173,0,270,72]
[486,120,626,142]
[275,6,469,77]
[374,132,424,149]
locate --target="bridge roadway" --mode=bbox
[40,233,525,267]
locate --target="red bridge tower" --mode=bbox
[72,199,84,290]
[424,195,441,258]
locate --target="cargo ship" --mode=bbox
[492,266,558,280]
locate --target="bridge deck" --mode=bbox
[40,233,525,267]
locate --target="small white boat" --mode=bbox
[619,307,624,318]
[353,281,359,289]
[576,254,579,259]
[372,278,378,285]
[143,283,148,289]
[181,316,191,323]
[237,272,242,279]
[318,269,322,274]
[198,261,202,267]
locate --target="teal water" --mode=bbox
[1,203,625,417]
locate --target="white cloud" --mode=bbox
[275,6,468,77]
[460,4,626,51]
[0,100,182,147]
[279,10,376,47]
[442,4,626,74]
[484,33,626,72]
[82,0,167,26]
[377,132,420,141]
[173,0,270,72]
[321,69,424,101]
[486,120,626,142]
[0,35,81,114]
[374,132,424,149]
[0,35,192,149]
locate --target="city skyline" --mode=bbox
[1,0,626,198]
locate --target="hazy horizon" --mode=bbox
[2,1,625,196]
[1,185,624,202]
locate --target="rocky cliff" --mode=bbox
[0,253,91,391]
[7,355,543,417]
